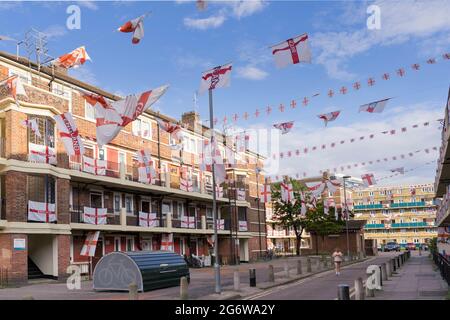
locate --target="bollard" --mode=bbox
[297,260,302,275]
[391,259,396,272]
[365,285,375,298]
[233,270,240,291]
[354,277,365,300]
[359,251,364,260]
[386,260,392,277]
[129,282,139,300]
[249,268,256,287]
[284,262,290,278]
[323,258,328,268]
[381,263,388,281]
[306,257,312,273]
[180,277,189,300]
[378,266,383,287]
[268,264,275,282]
[337,284,350,300]
[419,247,422,256]
[396,256,401,269]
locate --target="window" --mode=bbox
[238,207,247,221]
[90,192,103,208]
[177,202,185,218]
[132,119,141,136]
[369,191,374,196]
[142,121,151,139]
[28,116,55,148]
[379,190,385,195]
[206,207,213,219]
[114,237,121,251]
[125,195,133,214]
[114,193,121,213]
[85,100,95,121]
[98,148,106,161]
[119,152,126,165]
[162,202,171,218]
[51,82,71,99]
[28,175,56,203]
[126,237,134,251]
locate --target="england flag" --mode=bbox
[1,75,27,103]
[199,63,232,94]
[318,111,341,127]
[361,173,376,187]
[270,33,312,68]
[118,14,147,44]
[273,121,294,134]
[54,112,85,156]
[359,98,391,113]
[21,118,41,138]
[53,46,91,69]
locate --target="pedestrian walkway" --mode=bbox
[368,251,449,300]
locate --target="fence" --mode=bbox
[433,251,450,285]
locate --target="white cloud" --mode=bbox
[236,65,268,80]
[68,66,98,86]
[175,53,212,70]
[42,25,67,39]
[228,0,267,19]
[184,14,226,30]
[76,1,99,10]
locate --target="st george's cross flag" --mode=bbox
[156,118,184,141]
[83,156,106,175]
[270,33,312,68]
[139,212,158,227]
[28,200,56,223]
[80,231,100,257]
[118,14,148,44]
[390,167,405,174]
[53,46,91,69]
[273,121,294,134]
[0,75,27,103]
[199,63,232,94]
[318,111,341,127]
[359,98,391,113]
[136,149,156,184]
[280,182,294,203]
[83,207,107,225]
[235,132,250,152]
[260,184,271,203]
[361,173,376,187]
[54,112,85,156]
[21,118,41,138]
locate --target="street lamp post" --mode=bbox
[342,176,351,259]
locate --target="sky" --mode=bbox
[0,0,449,186]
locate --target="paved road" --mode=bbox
[248,252,399,300]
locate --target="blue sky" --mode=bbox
[0,0,449,185]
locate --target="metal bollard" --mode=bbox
[381,263,388,281]
[129,282,139,300]
[391,259,396,272]
[249,268,256,287]
[419,247,422,256]
[180,277,189,300]
[337,284,350,300]
[378,266,383,287]
[354,277,365,300]
[268,264,275,282]
[306,257,312,272]
[386,260,392,277]
[284,262,290,278]
[233,270,240,291]
[297,260,302,275]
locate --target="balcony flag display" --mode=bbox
[137,149,156,184]
[53,46,91,69]
[82,156,106,176]
[359,98,391,113]
[181,216,196,229]
[80,231,100,257]
[180,177,193,192]
[28,143,57,165]
[199,63,232,94]
[270,33,312,68]
[0,74,27,104]
[216,219,225,230]
[362,173,376,187]
[83,207,107,225]
[21,118,41,138]
[161,233,174,251]
[139,212,158,227]
[117,13,148,44]
[54,112,85,156]
[28,200,56,223]
[259,184,271,203]
[156,118,183,141]
[273,121,294,134]
[238,221,248,231]
[280,182,294,203]
[215,184,223,198]
[318,110,341,127]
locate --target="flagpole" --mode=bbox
[209,88,221,294]
[157,121,162,186]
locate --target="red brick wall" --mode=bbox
[0,234,28,285]
[5,171,27,222]
[57,235,70,281]
[57,178,70,224]
[309,231,363,255]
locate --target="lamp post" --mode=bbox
[342,175,351,259]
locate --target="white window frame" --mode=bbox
[124,194,134,216]
[84,100,95,121]
[114,237,121,252]
[113,193,122,214]
[126,236,135,251]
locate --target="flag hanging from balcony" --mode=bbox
[136,149,156,184]
[318,111,341,127]
[28,200,56,223]
[117,13,148,44]
[139,212,158,227]
[53,46,91,69]
[54,112,85,156]
[83,207,107,225]
[235,132,250,152]
[238,221,248,231]
[0,74,27,103]
[161,233,174,251]
[214,163,227,185]
[180,176,193,192]
[82,156,106,175]
[299,192,307,216]
[273,121,294,134]
[21,118,41,138]
[80,231,100,257]
[280,182,294,203]
[259,184,271,203]
[28,143,57,165]
[270,33,312,68]
[361,173,376,187]
[216,219,225,230]
[155,118,183,141]
[215,184,224,198]
[359,98,391,113]
[199,63,232,94]
[181,216,196,229]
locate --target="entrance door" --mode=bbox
[190,239,198,256]
[91,238,104,272]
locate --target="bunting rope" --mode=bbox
[375,160,436,182]
[213,53,450,126]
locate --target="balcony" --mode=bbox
[390,222,429,228]
[364,224,385,229]
[390,202,426,208]
[354,204,383,210]
[435,89,450,197]
[70,207,120,225]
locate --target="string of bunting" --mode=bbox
[273,145,438,181]
[274,119,438,159]
[375,160,436,182]
[213,52,450,126]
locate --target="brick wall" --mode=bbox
[57,178,70,224]
[309,231,363,255]
[0,234,28,285]
[5,171,27,222]
[57,234,70,281]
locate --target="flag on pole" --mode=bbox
[198,63,232,94]
[1,75,27,102]
[318,111,341,126]
[270,33,312,68]
[273,121,294,134]
[53,46,91,69]
[80,231,100,257]
[21,118,41,138]
[54,112,85,156]
[361,173,376,187]
[359,98,391,113]
[117,14,147,44]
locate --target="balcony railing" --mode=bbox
[354,204,383,210]
[391,222,429,228]
[364,224,385,229]
[390,202,426,208]
[70,207,120,225]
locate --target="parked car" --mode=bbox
[406,243,416,250]
[384,242,400,252]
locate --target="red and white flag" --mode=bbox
[181,216,196,229]
[410,187,416,195]
[1,75,27,102]
[196,0,207,10]
[156,118,183,140]
[139,212,159,227]
[199,63,232,94]
[215,184,224,198]
[29,143,57,164]
[280,182,294,203]
[361,173,376,187]
[118,14,147,44]
[259,184,271,203]
[136,149,156,184]
[161,233,174,251]
[359,98,391,113]
[225,145,237,167]
[180,176,193,192]
[273,121,294,134]
[28,200,56,223]
[21,118,41,138]
[318,111,341,127]
[83,207,107,225]
[83,156,106,175]
[216,219,225,230]
[80,231,100,257]
[270,33,312,68]
[54,112,85,156]
[299,192,307,216]
[235,132,250,152]
[53,46,91,69]
[238,221,248,231]
[390,167,404,174]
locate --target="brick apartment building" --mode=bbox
[0,50,267,285]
